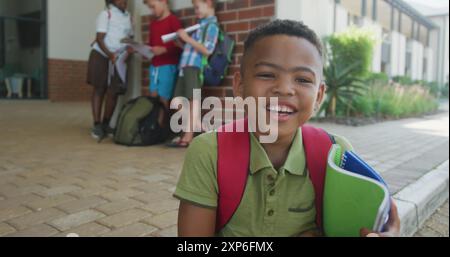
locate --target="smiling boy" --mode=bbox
[174,20,400,237]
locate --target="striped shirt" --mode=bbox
[179,16,219,74]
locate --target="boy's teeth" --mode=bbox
[268,105,294,113]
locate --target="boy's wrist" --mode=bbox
[184,37,194,45]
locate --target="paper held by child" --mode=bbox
[120,38,154,60]
[161,24,201,43]
[323,144,391,237]
[115,51,129,84]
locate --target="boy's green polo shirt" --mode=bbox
[174,128,352,237]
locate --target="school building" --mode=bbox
[0,0,448,102]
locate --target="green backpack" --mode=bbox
[114,96,169,146]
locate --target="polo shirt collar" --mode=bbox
[249,128,306,176]
[200,15,218,25]
[109,4,129,16]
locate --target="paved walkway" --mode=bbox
[0,100,448,237]
[415,200,449,237]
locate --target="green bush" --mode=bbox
[392,75,414,85]
[365,72,389,85]
[351,84,439,118]
[422,81,441,97]
[326,26,377,78]
[322,27,376,117]
[322,60,367,117]
[441,83,449,98]
[352,96,376,117]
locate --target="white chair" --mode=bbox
[5,74,32,98]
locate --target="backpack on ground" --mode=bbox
[200,23,235,87]
[215,119,335,233]
[114,96,169,146]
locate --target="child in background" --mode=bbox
[87,0,134,141]
[167,0,219,148]
[146,0,183,110]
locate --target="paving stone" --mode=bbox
[152,225,177,237]
[141,210,178,229]
[49,210,106,231]
[102,223,157,237]
[0,206,32,222]
[0,222,16,236]
[0,194,43,210]
[38,185,83,197]
[56,196,108,213]
[25,194,77,211]
[415,200,449,237]
[54,222,110,237]
[8,208,66,230]
[139,199,179,215]
[98,209,152,229]
[94,199,143,215]
[7,224,59,237]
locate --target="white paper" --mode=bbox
[161,24,201,43]
[115,51,129,83]
[128,44,154,60]
[121,38,154,60]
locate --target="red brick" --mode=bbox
[227,0,250,10]
[250,18,271,29]
[234,44,244,54]
[238,8,263,20]
[226,21,250,32]
[250,0,274,7]
[238,32,249,42]
[263,6,275,16]
[218,12,238,22]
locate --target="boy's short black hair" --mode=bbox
[242,20,324,71]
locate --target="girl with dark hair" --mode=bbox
[86,0,134,141]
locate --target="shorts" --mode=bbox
[149,64,178,100]
[173,67,202,100]
[86,50,126,95]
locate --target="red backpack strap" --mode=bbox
[216,119,250,233]
[302,125,334,232]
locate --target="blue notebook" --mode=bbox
[341,151,388,187]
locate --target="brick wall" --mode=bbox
[141,0,275,98]
[48,59,92,102]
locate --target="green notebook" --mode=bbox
[323,144,390,237]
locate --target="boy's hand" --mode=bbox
[126,46,135,54]
[360,198,401,237]
[151,46,167,56]
[174,38,185,49]
[297,229,322,237]
[177,29,192,44]
[109,53,117,64]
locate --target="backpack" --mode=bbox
[114,96,169,146]
[200,23,235,87]
[215,119,335,233]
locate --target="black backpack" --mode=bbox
[114,96,169,146]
